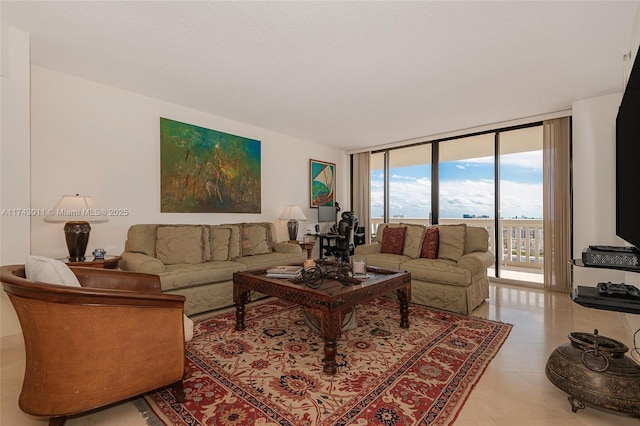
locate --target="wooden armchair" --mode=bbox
[1,264,187,426]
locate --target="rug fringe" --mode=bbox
[133,397,165,426]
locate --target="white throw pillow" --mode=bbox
[183,315,194,342]
[25,255,81,287]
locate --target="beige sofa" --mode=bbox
[119,222,306,315]
[354,223,494,314]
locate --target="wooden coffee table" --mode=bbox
[233,264,411,375]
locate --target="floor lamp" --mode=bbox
[44,194,108,261]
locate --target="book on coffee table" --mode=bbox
[266,265,303,278]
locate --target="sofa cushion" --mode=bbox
[420,226,439,259]
[210,226,232,261]
[156,225,205,265]
[125,224,158,256]
[219,224,242,259]
[380,226,406,254]
[465,226,489,254]
[438,224,467,262]
[400,223,426,258]
[202,226,212,262]
[25,255,81,287]
[241,223,272,256]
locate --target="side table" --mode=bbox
[299,242,315,259]
[62,255,122,269]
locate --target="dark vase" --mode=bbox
[64,221,91,262]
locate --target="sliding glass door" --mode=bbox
[389,145,432,224]
[498,126,543,282]
[369,146,431,240]
[366,123,545,284]
[438,134,495,250]
[370,151,385,240]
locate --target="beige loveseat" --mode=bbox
[119,222,306,315]
[354,223,493,314]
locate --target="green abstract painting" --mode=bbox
[160,117,261,213]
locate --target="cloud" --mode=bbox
[390,173,417,180]
[371,176,541,219]
[370,150,543,219]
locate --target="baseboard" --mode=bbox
[489,277,544,290]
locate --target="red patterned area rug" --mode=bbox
[142,297,512,425]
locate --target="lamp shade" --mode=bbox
[44,194,108,223]
[278,205,307,221]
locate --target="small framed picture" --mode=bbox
[310,159,336,208]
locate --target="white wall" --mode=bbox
[571,93,630,288]
[622,5,640,349]
[0,27,31,337]
[572,93,624,255]
[0,62,347,338]
[571,5,640,350]
[29,67,347,260]
[571,4,640,285]
[571,93,639,354]
[570,94,640,355]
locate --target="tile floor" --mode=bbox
[2,282,639,425]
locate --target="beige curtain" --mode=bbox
[543,117,572,293]
[351,152,371,244]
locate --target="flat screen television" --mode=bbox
[616,46,640,250]
[318,205,336,223]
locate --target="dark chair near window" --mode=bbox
[329,211,358,262]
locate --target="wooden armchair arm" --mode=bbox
[70,266,162,292]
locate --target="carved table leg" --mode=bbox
[321,311,342,375]
[235,290,249,331]
[323,337,338,375]
[396,287,410,329]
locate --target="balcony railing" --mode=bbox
[370,217,544,276]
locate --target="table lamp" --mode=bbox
[278,205,307,242]
[44,194,108,261]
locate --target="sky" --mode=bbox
[371,150,543,219]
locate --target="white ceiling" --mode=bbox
[2,1,638,151]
